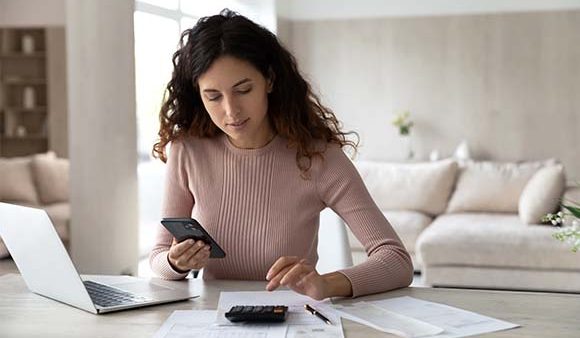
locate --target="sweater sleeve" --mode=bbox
[316,146,413,297]
[149,140,195,280]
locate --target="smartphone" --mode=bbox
[161,218,226,258]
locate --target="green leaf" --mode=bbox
[563,205,580,218]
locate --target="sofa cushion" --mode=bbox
[44,203,70,241]
[519,165,566,224]
[355,159,458,215]
[0,156,38,204]
[383,211,432,254]
[446,160,552,213]
[563,186,580,206]
[416,213,580,270]
[31,154,70,204]
[0,238,8,259]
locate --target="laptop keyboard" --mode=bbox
[83,280,153,307]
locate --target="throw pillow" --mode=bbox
[31,153,70,204]
[519,165,566,224]
[447,159,555,213]
[355,159,458,215]
[0,156,38,204]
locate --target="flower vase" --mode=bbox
[403,135,414,160]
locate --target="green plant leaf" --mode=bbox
[563,205,580,218]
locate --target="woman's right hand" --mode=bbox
[167,239,211,273]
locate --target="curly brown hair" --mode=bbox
[153,9,358,177]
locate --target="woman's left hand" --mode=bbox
[266,256,354,300]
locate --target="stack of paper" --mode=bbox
[332,301,442,337]
[153,291,344,338]
[153,292,519,338]
[329,296,519,338]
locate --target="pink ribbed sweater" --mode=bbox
[150,134,413,297]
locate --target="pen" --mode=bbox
[304,304,332,325]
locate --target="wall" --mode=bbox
[0,0,65,26]
[282,10,580,180]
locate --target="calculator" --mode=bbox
[225,305,288,323]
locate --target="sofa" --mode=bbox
[0,152,70,258]
[345,158,580,293]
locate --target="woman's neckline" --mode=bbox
[222,133,281,156]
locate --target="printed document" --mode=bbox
[332,301,443,337]
[152,310,287,338]
[330,296,519,338]
[370,296,519,337]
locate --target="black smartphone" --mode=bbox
[161,218,226,258]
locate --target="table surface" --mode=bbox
[1,273,580,338]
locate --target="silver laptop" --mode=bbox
[0,202,197,314]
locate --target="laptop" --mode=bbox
[0,202,197,314]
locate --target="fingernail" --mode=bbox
[187,239,194,244]
[266,272,271,280]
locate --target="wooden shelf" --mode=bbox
[2,106,48,113]
[1,135,47,141]
[2,78,47,85]
[0,27,53,157]
[0,52,46,58]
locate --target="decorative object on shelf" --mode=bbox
[392,111,415,160]
[15,126,28,138]
[453,140,471,161]
[23,86,36,109]
[543,188,580,252]
[21,34,35,54]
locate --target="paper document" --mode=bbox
[332,301,443,337]
[153,310,287,338]
[217,291,344,338]
[370,296,519,338]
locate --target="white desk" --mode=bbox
[1,273,579,337]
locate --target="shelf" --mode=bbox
[2,107,48,113]
[0,27,57,158]
[1,135,48,141]
[0,52,46,59]
[2,78,47,85]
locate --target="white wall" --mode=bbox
[282,10,580,181]
[277,0,580,20]
[0,0,65,26]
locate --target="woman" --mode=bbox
[150,9,412,300]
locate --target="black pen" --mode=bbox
[304,304,332,325]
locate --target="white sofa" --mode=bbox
[0,152,70,258]
[346,158,580,293]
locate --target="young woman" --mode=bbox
[150,9,412,300]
